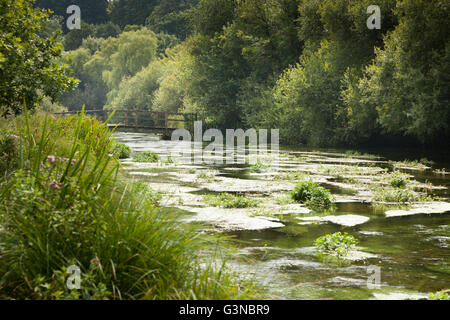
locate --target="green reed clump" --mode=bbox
[133,150,160,163]
[291,181,334,210]
[204,193,259,208]
[315,232,359,257]
[0,110,254,300]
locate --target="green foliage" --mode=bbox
[109,0,159,28]
[428,290,450,300]
[204,193,259,209]
[388,171,409,188]
[104,59,166,111]
[315,232,359,257]
[102,28,158,90]
[131,180,162,206]
[196,170,218,182]
[0,132,19,174]
[353,0,449,142]
[110,142,132,159]
[146,0,198,40]
[249,160,270,173]
[63,29,158,111]
[373,186,429,203]
[133,150,160,163]
[0,111,254,300]
[291,181,333,209]
[63,22,96,51]
[0,0,77,115]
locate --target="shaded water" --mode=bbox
[114,132,450,300]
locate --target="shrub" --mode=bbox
[291,181,333,209]
[204,193,259,208]
[315,232,359,257]
[110,142,132,159]
[0,111,253,300]
[133,150,160,163]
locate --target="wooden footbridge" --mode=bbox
[54,109,197,136]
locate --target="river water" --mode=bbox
[114,132,450,300]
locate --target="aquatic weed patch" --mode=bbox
[291,181,334,210]
[133,150,160,163]
[204,193,259,208]
[315,232,359,257]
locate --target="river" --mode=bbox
[114,132,450,300]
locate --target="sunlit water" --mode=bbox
[114,132,450,300]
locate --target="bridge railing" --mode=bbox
[53,109,197,132]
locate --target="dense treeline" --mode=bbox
[22,1,450,146]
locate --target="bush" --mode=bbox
[291,181,333,209]
[204,193,259,209]
[110,142,132,159]
[0,111,253,300]
[133,150,160,163]
[315,232,359,257]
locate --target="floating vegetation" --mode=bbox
[372,186,431,203]
[390,159,430,170]
[314,232,359,257]
[320,165,386,178]
[344,150,380,160]
[133,150,160,163]
[196,170,219,182]
[275,194,295,205]
[204,193,259,208]
[273,171,307,181]
[433,168,449,175]
[185,168,196,174]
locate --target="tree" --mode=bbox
[146,0,198,40]
[0,0,77,115]
[109,0,158,28]
[357,0,450,143]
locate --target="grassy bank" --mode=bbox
[0,110,254,300]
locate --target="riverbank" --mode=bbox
[0,112,255,300]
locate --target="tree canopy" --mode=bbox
[0,0,77,115]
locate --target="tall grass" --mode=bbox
[0,109,255,300]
